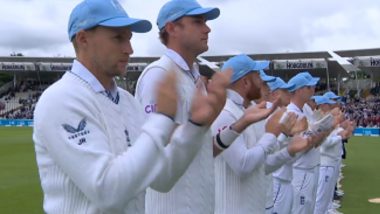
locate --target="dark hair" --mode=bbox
[158,17,187,45]
[159,29,169,45]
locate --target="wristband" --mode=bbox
[214,126,240,150]
[214,133,229,149]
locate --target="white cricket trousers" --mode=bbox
[272,178,293,214]
[291,166,319,214]
[314,165,335,214]
[327,159,342,210]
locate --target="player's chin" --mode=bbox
[198,45,209,54]
[118,69,127,76]
[117,62,128,74]
[202,41,209,49]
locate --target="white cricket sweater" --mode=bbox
[135,51,214,214]
[272,103,310,181]
[320,127,343,166]
[291,103,321,169]
[213,93,277,214]
[249,102,295,209]
[33,67,207,213]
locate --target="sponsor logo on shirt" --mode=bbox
[62,118,90,144]
[145,104,157,114]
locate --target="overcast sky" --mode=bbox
[0,0,379,58]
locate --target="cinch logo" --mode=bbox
[62,118,90,144]
[145,104,157,114]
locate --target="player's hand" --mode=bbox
[287,134,314,156]
[155,71,177,119]
[290,117,308,136]
[246,100,279,123]
[346,121,355,137]
[331,109,344,127]
[338,130,350,140]
[330,107,341,117]
[347,124,354,138]
[231,100,278,133]
[350,120,357,130]
[310,130,330,148]
[265,108,287,137]
[278,111,298,137]
[340,119,351,129]
[189,69,232,126]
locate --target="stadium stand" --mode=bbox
[0,80,49,119]
[344,95,380,128]
[0,48,379,125]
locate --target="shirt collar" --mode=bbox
[288,102,303,113]
[70,59,118,95]
[251,100,272,109]
[165,48,200,80]
[227,89,245,109]
[165,49,190,71]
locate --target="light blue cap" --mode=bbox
[157,0,220,30]
[267,77,295,92]
[288,71,320,92]
[323,91,341,99]
[314,95,336,105]
[68,0,152,40]
[309,96,318,105]
[259,70,276,82]
[221,54,270,84]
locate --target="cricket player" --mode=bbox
[252,76,292,141]
[135,0,225,213]
[212,55,315,213]
[303,96,318,122]
[254,77,314,214]
[32,0,230,213]
[314,95,352,214]
[288,72,329,214]
[271,72,327,214]
[264,77,296,213]
[320,92,354,214]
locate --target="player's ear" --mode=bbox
[75,30,91,49]
[242,76,251,89]
[165,22,179,37]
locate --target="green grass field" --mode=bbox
[339,136,380,213]
[0,127,379,213]
[0,127,43,214]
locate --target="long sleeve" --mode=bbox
[271,135,303,181]
[34,92,183,212]
[211,109,277,178]
[150,121,207,192]
[322,127,343,148]
[265,146,293,174]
